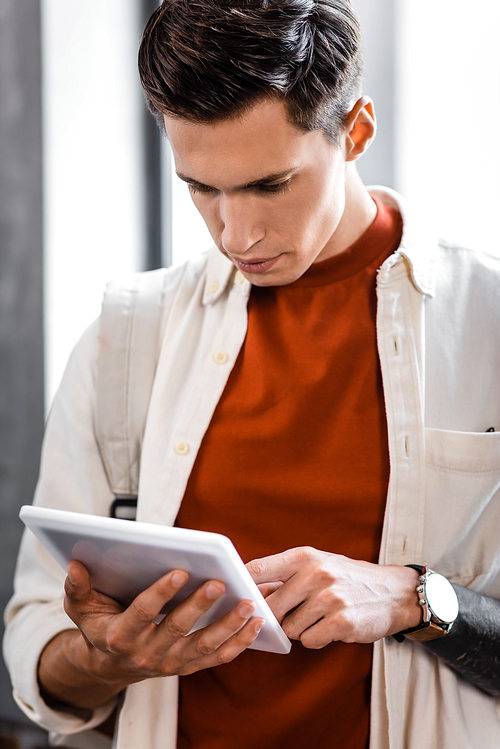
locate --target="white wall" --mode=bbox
[42,0,145,408]
[169,144,214,267]
[395,0,500,251]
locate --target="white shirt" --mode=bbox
[4,187,500,748]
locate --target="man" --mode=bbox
[4,1,500,747]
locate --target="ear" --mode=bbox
[344,96,376,162]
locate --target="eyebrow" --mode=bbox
[175,168,298,193]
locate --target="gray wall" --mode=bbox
[353,0,396,189]
[0,0,45,721]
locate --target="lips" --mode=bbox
[231,255,281,274]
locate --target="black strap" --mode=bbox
[110,497,138,521]
[392,564,426,642]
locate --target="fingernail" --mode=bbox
[254,619,265,633]
[171,571,187,588]
[206,582,223,599]
[239,602,255,618]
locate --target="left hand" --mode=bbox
[247,547,422,648]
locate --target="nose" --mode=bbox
[220,193,265,256]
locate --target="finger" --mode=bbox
[277,579,346,640]
[257,582,283,598]
[187,598,257,656]
[298,618,342,650]
[156,579,227,643]
[179,614,265,675]
[260,576,313,624]
[120,569,191,638]
[280,601,325,640]
[246,547,308,584]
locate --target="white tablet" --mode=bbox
[20,505,291,655]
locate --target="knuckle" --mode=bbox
[106,630,127,655]
[317,586,337,606]
[339,611,355,636]
[165,616,189,640]
[195,638,216,657]
[336,609,352,628]
[130,599,153,624]
[157,649,183,676]
[306,566,334,590]
[317,565,332,581]
[294,546,316,561]
[283,546,317,569]
[215,649,234,666]
[193,593,215,612]
[134,653,159,673]
[333,611,355,641]
[247,558,267,576]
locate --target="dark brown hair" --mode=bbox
[138,0,363,142]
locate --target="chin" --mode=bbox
[249,268,304,288]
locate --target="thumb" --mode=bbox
[64,559,92,603]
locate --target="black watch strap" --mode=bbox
[393,565,456,643]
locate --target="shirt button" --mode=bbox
[213,351,229,365]
[174,441,190,455]
[209,281,220,294]
[234,271,245,284]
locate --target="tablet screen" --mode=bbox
[20,505,291,655]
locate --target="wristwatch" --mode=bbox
[393,565,459,643]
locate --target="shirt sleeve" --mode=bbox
[3,319,118,735]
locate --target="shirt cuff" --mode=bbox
[5,598,118,735]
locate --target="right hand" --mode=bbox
[39,560,264,709]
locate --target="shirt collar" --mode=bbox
[202,186,438,303]
[368,186,437,297]
[203,246,250,305]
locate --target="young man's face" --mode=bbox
[163,98,352,286]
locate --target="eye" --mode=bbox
[188,183,217,195]
[257,180,291,195]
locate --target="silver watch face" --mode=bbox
[426,573,459,623]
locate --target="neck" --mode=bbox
[326,164,377,258]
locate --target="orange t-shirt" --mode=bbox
[175,197,403,749]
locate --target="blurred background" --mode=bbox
[1,0,499,744]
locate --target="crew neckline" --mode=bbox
[283,196,403,289]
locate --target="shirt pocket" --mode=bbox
[425,427,500,474]
[423,428,500,592]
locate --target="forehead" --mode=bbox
[163,99,333,189]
